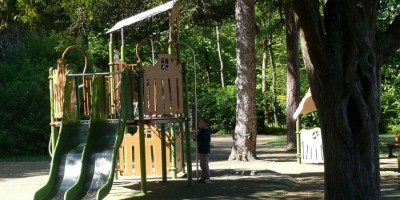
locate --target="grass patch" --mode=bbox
[263,134,397,156]
[264,135,287,148]
[263,135,296,152]
[0,154,51,162]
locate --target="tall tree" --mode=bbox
[216,24,225,87]
[285,0,300,150]
[293,0,400,199]
[267,34,280,126]
[261,38,269,126]
[229,0,257,161]
[256,0,285,128]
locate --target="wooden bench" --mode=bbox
[386,143,400,158]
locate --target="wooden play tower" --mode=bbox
[45,1,195,198]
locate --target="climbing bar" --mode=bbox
[66,72,122,77]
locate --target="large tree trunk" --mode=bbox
[229,0,257,161]
[267,35,279,127]
[216,24,225,87]
[285,1,300,150]
[293,1,400,199]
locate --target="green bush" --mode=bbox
[197,84,237,134]
[380,52,400,133]
[0,32,61,157]
[197,84,272,134]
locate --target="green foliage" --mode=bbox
[1,0,399,157]
[389,125,400,135]
[180,23,237,85]
[380,52,400,133]
[197,84,236,134]
[0,31,60,157]
[197,84,274,134]
[377,0,400,31]
[300,112,320,129]
[0,0,43,29]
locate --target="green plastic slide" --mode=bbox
[35,72,89,200]
[35,68,133,200]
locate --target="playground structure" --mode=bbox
[36,1,196,199]
[293,89,324,164]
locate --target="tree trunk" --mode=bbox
[204,48,211,82]
[262,38,269,127]
[285,1,300,150]
[262,39,268,93]
[293,1,400,199]
[267,35,279,127]
[216,24,225,87]
[229,0,257,161]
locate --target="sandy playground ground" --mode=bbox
[0,135,399,199]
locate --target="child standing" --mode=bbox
[194,119,213,183]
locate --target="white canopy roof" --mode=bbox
[293,88,317,120]
[106,0,178,34]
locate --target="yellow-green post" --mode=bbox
[49,68,57,152]
[109,33,115,116]
[179,121,185,173]
[161,123,167,183]
[170,123,177,179]
[296,118,301,164]
[182,64,192,186]
[120,28,125,62]
[137,68,147,194]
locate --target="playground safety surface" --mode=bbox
[0,135,399,199]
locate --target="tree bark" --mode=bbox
[285,1,300,150]
[292,1,400,199]
[262,38,269,127]
[262,39,268,93]
[267,35,279,127]
[229,0,257,161]
[216,24,225,87]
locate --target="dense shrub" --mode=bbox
[380,53,400,134]
[196,84,237,134]
[0,32,61,157]
[196,84,279,134]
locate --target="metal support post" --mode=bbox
[137,68,147,194]
[296,118,301,164]
[170,123,177,179]
[161,123,167,183]
[182,63,192,186]
[49,68,57,153]
[109,33,115,116]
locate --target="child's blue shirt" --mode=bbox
[197,126,213,154]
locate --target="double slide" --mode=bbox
[35,69,133,200]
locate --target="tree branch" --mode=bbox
[377,13,400,67]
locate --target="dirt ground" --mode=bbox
[0,135,399,199]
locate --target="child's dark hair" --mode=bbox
[200,118,209,125]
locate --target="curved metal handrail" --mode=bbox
[61,45,88,74]
[135,37,164,64]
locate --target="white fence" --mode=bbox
[301,127,324,164]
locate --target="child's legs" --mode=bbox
[199,153,210,179]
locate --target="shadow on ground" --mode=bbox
[0,162,49,182]
[107,169,296,200]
